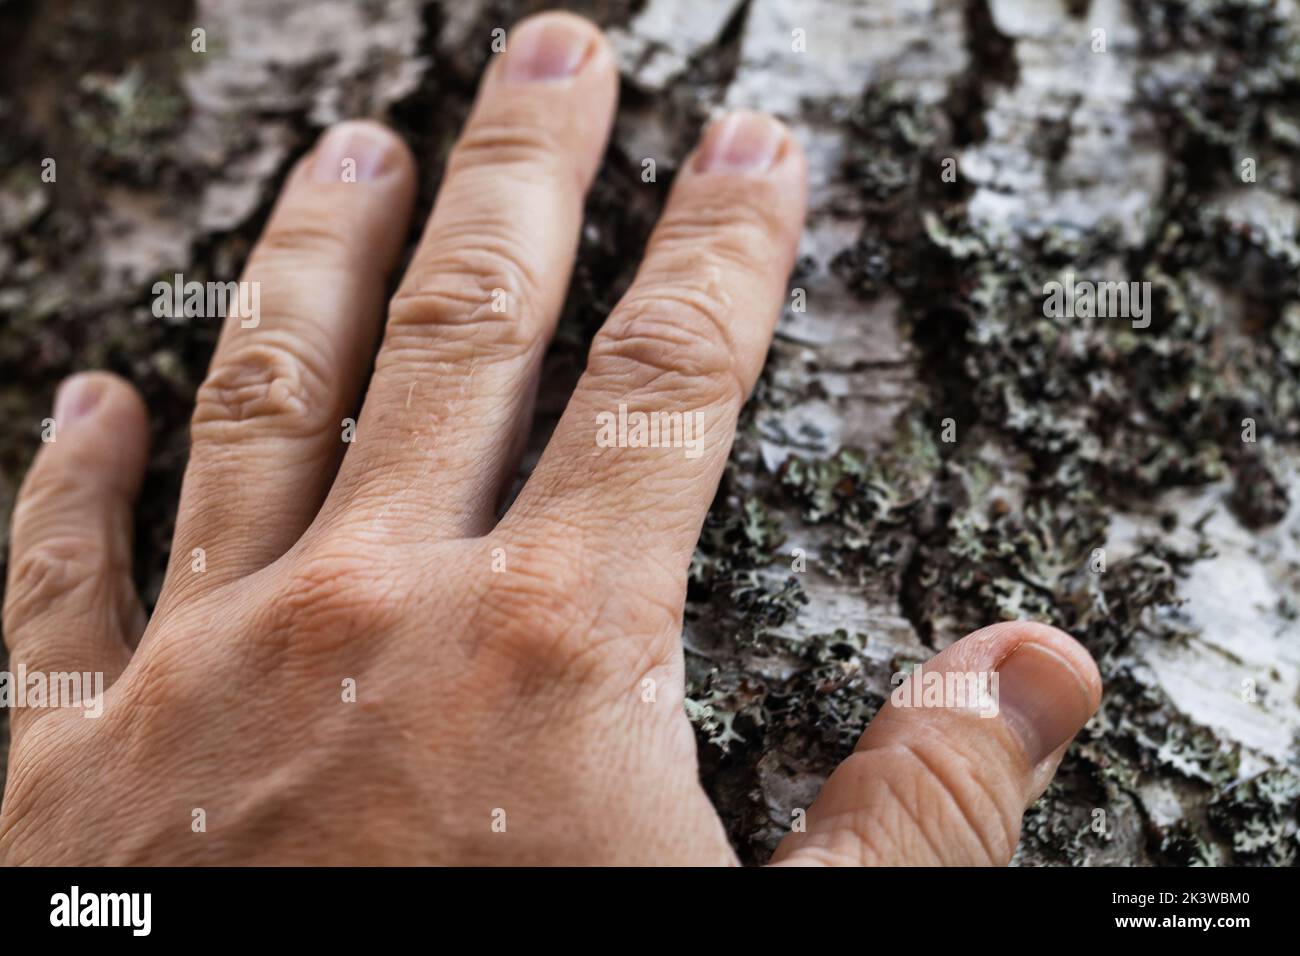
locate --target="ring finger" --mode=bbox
[161,121,416,603]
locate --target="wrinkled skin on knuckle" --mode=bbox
[154,546,408,708]
[470,538,609,690]
[385,237,546,366]
[191,339,337,442]
[250,547,411,661]
[3,534,107,638]
[651,196,788,276]
[247,218,356,271]
[466,532,685,714]
[448,117,572,186]
[590,288,747,410]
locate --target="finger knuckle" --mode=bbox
[590,284,747,408]
[261,550,404,650]
[4,535,100,634]
[653,196,788,274]
[192,339,334,441]
[385,234,546,365]
[448,119,570,183]
[249,219,356,270]
[475,537,606,682]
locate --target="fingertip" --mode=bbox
[691,110,805,177]
[301,119,417,187]
[678,110,809,253]
[460,11,617,196]
[48,371,150,496]
[863,619,1102,778]
[498,10,616,85]
[262,119,418,283]
[54,370,146,430]
[966,621,1101,767]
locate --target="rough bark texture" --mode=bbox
[1,0,1298,865]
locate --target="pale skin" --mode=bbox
[0,13,1101,865]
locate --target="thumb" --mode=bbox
[770,621,1101,866]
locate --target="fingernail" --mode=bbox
[996,642,1096,766]
[54,374,105,426]
[694,112,787,173]
[309,122,399,183]
[502,15,594,82]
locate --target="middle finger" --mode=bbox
[318,12,618,544]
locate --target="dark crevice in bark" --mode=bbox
[947,0,1017,147]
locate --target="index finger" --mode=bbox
[499,112,807,590]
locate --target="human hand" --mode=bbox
[0,12,1100,866]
